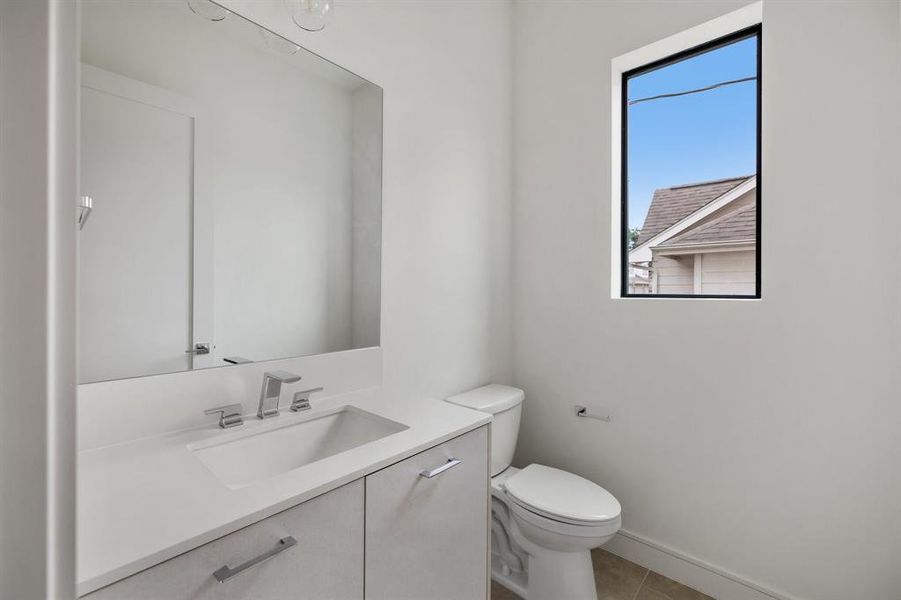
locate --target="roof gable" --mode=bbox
[635,175,752,246]
[657,202,756,248]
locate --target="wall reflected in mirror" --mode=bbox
[79,0,382,384]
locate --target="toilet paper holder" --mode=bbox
[574,405,611,422]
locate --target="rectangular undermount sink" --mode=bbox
[189,406,408,489]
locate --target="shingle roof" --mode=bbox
[656,202,756,248]
[635,175,752,246]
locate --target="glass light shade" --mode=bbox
[285,0,333,32]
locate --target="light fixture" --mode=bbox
[185,0,229,22]
[285,0,333,32]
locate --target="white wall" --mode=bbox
[512,2,900,599]
[0,0,77,597]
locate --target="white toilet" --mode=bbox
[446,384,621,600]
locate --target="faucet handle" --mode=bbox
[204,403,244,429]
[290,387,324,412]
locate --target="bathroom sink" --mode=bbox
[189,406,408,489]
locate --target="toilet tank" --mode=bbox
[446,384,524,476]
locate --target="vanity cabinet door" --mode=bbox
[365,425,489,600]
[83,480,364,600]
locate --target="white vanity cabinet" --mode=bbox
[83,480,364,600]
[81,426,490,600]
[364,425,490,600]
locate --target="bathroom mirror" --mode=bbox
[79,0,382,383]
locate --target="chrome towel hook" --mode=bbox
[78,196,93,230]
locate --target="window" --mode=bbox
[621,25,761,298]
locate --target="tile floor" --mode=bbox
[490,548,714,600]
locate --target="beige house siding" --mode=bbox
[700,250,755,295]
[655,255,694,294]
[652,250,755,295]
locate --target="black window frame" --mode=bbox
[620,24,762,299]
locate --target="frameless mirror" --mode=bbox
[79,0,382,383]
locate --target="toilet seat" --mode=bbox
[507,497,621,542]
[504,464,621,526]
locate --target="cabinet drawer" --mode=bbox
[84,479,364,600]
[365,426,490,600]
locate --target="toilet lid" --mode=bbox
[504,464,621,525]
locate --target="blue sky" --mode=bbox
[626,35,757,230]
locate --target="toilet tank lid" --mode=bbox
[446,384,524,414]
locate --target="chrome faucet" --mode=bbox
[257,370,301,419]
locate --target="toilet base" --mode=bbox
[525,549,596,600]
[491,554,529,598]
[490,466,616,600]
[491,549,597,600]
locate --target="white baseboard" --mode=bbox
[604,529,802,600]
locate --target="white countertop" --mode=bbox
[77,389,490,596]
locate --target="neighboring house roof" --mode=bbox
[635,175,753,246]
[657,202,756,248]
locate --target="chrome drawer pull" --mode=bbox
[212,536,297,583]
[420,458,462,478]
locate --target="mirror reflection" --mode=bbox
[79,0,382,384]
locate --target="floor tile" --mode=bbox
[642,570,715,600]
[491,580,523,600]
[490,551,713,600]
[634,586,673,600]
[592,548,649,600]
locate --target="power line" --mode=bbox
[628,76,757,106]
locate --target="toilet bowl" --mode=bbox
[446,385,622,600]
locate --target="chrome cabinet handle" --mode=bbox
[212,536,297,583]
[186,343,211,355]
[420,458,462,478]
